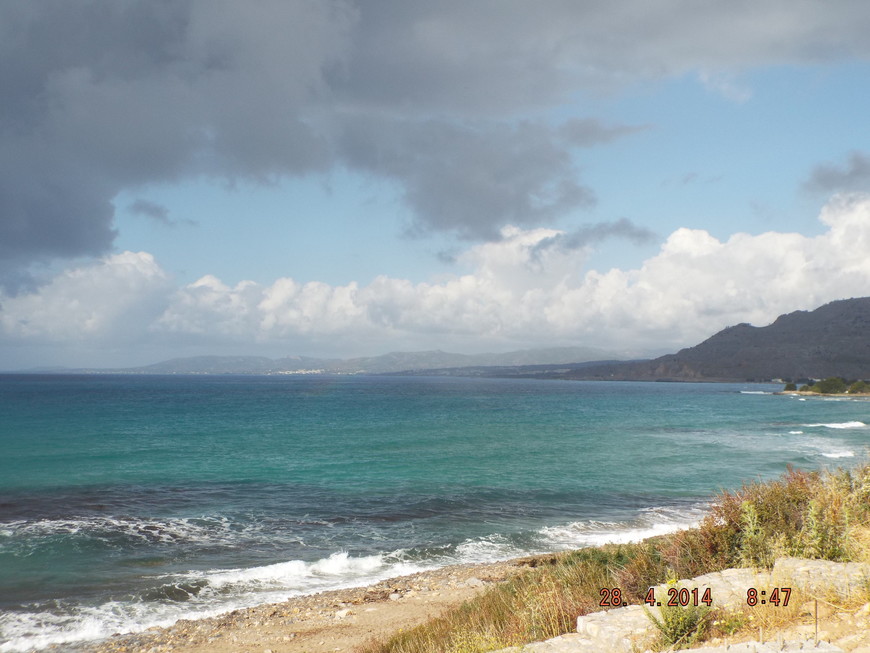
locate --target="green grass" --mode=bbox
[358,463,870,653]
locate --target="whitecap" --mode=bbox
[0,551,430,653]
[3,515,248,547]
[803,421,866,429]
[454,534,525,563]
[536,505,705,550]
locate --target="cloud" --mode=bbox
[4,1,870,287]
[128,199,197,228]
[4,195,870,360]
[128,199,171,225]
[339,118,602,239]
[336,1,870,111]
[558,119,650,147]
[0,251,171,341]
[0,0,352,288]
[550,218,657,250]
[803,151,870,193]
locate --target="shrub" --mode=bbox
[645,584,711,650]
[814,377,847,394]
[848,380,870,394]
[738,501,772,567]
[783,382,797,391]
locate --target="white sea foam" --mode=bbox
[0,596,241,653]
[0,551,431,653]
[821,451,856,459]
[803,421,866,429]
[0,608,121,653]
[740,391,772,395]
[536,505,705,551]
[454,533,526,563]
[2,515,248,546]
[0,506,710,652]
[192,551,422,593]
[788,430,804,435]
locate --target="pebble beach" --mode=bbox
[86,560,530,653]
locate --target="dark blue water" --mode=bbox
[1,374,867,651]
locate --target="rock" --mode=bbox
[389,592,401,601]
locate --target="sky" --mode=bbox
[3,1,870,369]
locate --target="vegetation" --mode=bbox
[849,380,870,394]
[645,582,711,649]
[360,464,870,653]
[786,377,870,395]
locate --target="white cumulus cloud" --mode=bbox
[3,194,870,363]
[0,251,171,342]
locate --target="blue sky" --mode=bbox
[3,2,870,368]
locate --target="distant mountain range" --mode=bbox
[17,298,870,382]
[547,297,870,382]
[81,346,626,376]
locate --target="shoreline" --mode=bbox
[87,558,541,653]
[82,553,870,653]
[777,390,870,398]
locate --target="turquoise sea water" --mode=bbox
[1,374,868,651]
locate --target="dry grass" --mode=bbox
[357,463,870,653]
[706,579,870,647]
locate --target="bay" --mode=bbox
[0,374,867,651]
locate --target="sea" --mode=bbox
[1,374,868,652]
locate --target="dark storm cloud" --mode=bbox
[4,0,870,289]
[335,0,870,113]
[803,152,870,193]
[0,0,351,290]
[339,117,600,240]
[0,141,116,274]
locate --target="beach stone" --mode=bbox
[494,558,863,653]
[678,641,845,652]
[773,557,870,600]
[389,592,401,601]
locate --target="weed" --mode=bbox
[738,500,772,568]
[644,584,711,650]
[707,608,746,636]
